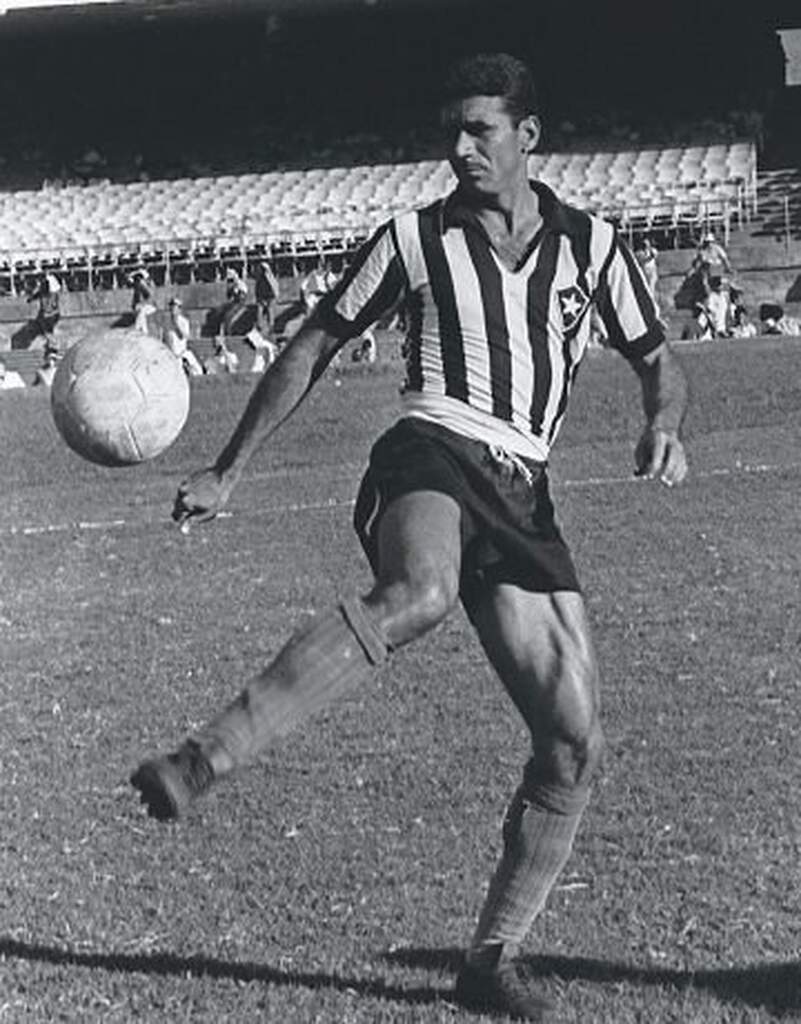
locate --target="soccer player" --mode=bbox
[131,53,688,1020]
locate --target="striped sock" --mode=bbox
[195,599,388,775]
[467,781,589,967]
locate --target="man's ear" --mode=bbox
[519,114,541,154]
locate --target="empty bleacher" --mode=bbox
[0,141,758,294]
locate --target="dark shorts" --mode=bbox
[353,417,581,603]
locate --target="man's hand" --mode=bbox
[172,467,231,528]
[634,427,688,487]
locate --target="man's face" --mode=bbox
[442,95,539,200]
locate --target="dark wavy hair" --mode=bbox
[441,53,538,123]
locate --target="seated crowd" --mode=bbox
[1,257,385,391]
[676,232,800,341]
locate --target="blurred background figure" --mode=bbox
[760,302,801,336]
[681,302,715,341]
[205,336,239,374]
[300,257,337,314]
[727,287,757,338]
[253,260,279,342]
[704,278,731,337]
[218,268,249,342]
[691,231,733,295]
[28,272,62,351]
[163,297,203,376]
[0,358,26,390]
[32,349,60,387]
[351,327,377,364]
[634,236,659,311]
[130,267,157,333]
[245,326,278,373]
[588,305,609,349]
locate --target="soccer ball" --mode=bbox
[51,329,190,466]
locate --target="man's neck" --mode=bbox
[474,179,541,238]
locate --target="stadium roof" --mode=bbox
[1,0,797,33]
[0,0,473,12]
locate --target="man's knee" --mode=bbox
[533,715,604,794]
[365,569,459,647]
[407,572,459,627]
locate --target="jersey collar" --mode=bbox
[440,179,574,237]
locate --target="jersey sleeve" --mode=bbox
[595,230,665,359]
[316,221,406,341]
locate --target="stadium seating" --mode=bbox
[0,141,758,293]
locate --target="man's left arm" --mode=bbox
[629,342,688,486]
[595,228,689,487]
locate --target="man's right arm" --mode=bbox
[175,219,405,525]
[173,315,342,525]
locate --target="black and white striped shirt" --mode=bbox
[319,181,663,461]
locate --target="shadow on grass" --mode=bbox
[0,936,447,1010]
[3,936,799,1016]
[385,947,801,1016]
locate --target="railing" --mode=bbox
[0,227,373,298]
[0,177,757,296]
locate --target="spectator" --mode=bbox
[681,303,715,341]
[704,279,730,337]
[253,260,279,339]
[0,359,26,390]
[163,297,203,376]
[351,328,378,364]
[244,327,278,374]
[588,306,609,348]
[759,303,801,336]
[219,268,249,341]
[691,231,732,294]
[32,350,60,387]
[728,287,757,338]
[205,337,240,375]
[28,272,62,351]
[634,236,659,309]
[300,258,337,314]
[272,261,336,343]
[130,267,157,334]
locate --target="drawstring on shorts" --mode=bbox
[486,444,536,487]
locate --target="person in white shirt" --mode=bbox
[132,53,688,1023]
[244,327,278,373]
[130,268,157,334]
[163,298,203,376]
[691,231,732,294]
[704,280,730,337]
[205,337,239,375]
[300,260,337,313]
[32,351,60,387]
[634,237,659,310]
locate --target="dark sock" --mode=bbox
[467,781,589,963]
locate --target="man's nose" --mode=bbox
[453,130,476,159]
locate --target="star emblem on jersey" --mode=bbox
[557,285,590,331]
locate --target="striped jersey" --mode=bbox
[318,181,663,461]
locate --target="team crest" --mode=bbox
[557,284,590,331]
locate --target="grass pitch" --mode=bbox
[1,337,800,1022]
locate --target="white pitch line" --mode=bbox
[2,460,799,539]
[559,460,800,489]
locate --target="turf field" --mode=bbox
[1,336,800,1023]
